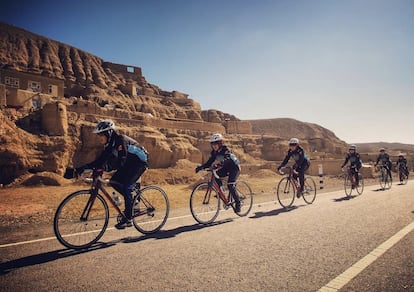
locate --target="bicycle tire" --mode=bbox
[344,174,353,197]
[132,186,169,234]
[399,170,408,185]
[276,177,295,208]
[355,174,364,195]
[234,180,253,217]
[303,176,317,204]
[379,169,387,190]
[53,190,109,250]
[190,182,220,224]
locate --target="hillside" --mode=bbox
[1,22,351,185]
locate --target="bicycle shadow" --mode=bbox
[0,241,118,275]
[249,206,298,219]
[333,195,358,202]
[372,188,387,192]
[122,218,233,244]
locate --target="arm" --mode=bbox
[278,151,291,170]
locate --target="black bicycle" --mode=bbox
[377,164,392,190]
[397,163,409,185]
[54,169,169,249]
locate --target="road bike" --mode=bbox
[343,166,364,197]
[397,163,408,185]
[189,168,253,224]
[276,166,316,208]
[377,164,392,190]
[54,169,169,250]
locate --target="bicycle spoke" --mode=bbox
[302,177,316,204]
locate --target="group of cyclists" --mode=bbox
[76,119,409,230]
[340,144,410,187]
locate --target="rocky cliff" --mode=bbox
[0,22,349,185]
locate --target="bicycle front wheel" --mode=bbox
[399,171,408,185]
[303,176,317,204]
[190,182,220,224]
[132,186,169,234]
[356,174,364,195]
[344,174,353,197]
[234,180,253,217]
[53,190,109,250]
[277,177,295,208]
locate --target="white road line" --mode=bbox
[318,220,414,292]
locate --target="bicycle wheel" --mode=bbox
[380,170,387,190]
[303,176,317,204]
[344,174,353,197]
[356,174,364,195]
[399,171,408,185]
[190,182,220,224]
[276,177,295,208]
[132,186,169,234]
[234,180,253,217]
[54,190,109,250]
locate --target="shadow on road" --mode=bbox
[122,218,233,244]
[0,241,117,275]
[333,195,358,202]
[249,206,298,219]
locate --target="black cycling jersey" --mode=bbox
[341,152,362,169]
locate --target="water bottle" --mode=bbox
[112,192,122,206]
[220,185,225,194]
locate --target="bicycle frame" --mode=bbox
[83,170,127,221]
[283,167,300,192]
[346,166,357,186]
[208,170,233,207]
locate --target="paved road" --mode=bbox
[1,182,413,291]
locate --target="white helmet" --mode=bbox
[349,144,356,150]
[289,138,299,145]
[210,133,223,143]
[379,147,386,152]
[93,119,115,134]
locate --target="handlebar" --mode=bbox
[80,169,109,184]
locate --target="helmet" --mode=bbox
[93,119,115,134]
[289,138,299,146]
[379,147,386,152]
[210,133,223,143]
[349,144,356,151]
[398,153,405,157]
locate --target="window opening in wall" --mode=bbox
[5,76,19,88]
[127,66,134,73]
[29,81,41,92]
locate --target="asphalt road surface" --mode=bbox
[1,182,413,291]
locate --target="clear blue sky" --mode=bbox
[2,0,413,144]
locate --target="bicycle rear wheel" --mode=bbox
[132,186,169,234]
[399,171,408,185]
[303,176,317,204]
[190,182,220,224]
[356,174,364,195]
[53,190,109,250]
[379,171,387,190]
[276,177,295,208]
[234,180,253,217]
[344,174,353,197]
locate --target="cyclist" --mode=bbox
[195,133,241,212]
[374,148,393,182]
[340,144,362,187]
[277,138,310,198]
[76,119,148,229]
[396,153,409,182]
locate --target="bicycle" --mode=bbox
[53,169,169,250]
[276,166,316,208]
[189,168,253,224]
[377,164,392,190]
[343,166,364,197]
[397,164,408,185]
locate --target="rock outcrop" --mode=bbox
[0,22,352,185]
